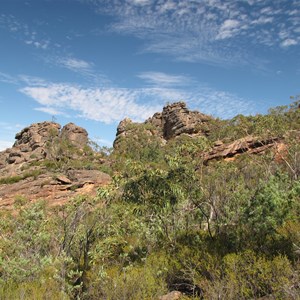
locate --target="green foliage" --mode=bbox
[1,100,300,299]
[0,169,44,184]
[222,251,294,299]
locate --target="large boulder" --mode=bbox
[159,101,212,139]
[60,122,88,149]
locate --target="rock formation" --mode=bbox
[114,102,213,147]
[0,169,111,209]
[203,136,281,164]
[159,291,183,300]
[113,101,293,164]
[151,101,212,140]
[0,121,90,175]
[0,121,111,209]
[60,122,88,149]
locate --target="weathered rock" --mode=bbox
[203,136,280,163]
[56,175,72,184]
[0,121,111,209]
[60,122,88,149]
[6,121,61,167]
[160,102,212,140]
[113,118,134,147]
[66,169,111,186]
[116,118,133,136]
[0,170,111,209]
[14,121,61,149]
[159,291,183,300]
[0,121,92,177]
[114,102,213,146]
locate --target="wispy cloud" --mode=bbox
[19,73,255,123]
[0,72,18,84]
[20,83,163,123]
[216,19,241,40]
[89,0,300,64]
[58,57,93,73]
[281,38,298,47]
[0,14,52,50]
[45,56,109,84]
[138,71,192,87]
[34,107,67,116]
[1,67,256,121]
[18,75,48,86]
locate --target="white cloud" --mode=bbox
[216,19,241,40]
[58,57,93,72]
[19,74,255,123]
[45,56,109,84]
[18,75,48,86]
[20,83,163,123]
[34,107,66,116]
[138,72,191,87]
[132,0,151,5]
[281,38,298,47]
[0,72,18,84]
[90,0,300,64]
[0,14,51,50]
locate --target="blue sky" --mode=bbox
[0,0,299,150]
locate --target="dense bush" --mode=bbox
[0,101,300,299]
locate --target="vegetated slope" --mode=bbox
[0,101,299,300]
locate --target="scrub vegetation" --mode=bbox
[0,101,300,299]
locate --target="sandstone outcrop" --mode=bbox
[0,169,111,209]
[60,122,88,149]
[203,136,281,163]
[114,102,213,147]
[151,101,212,140]
[0,121,90,176]
[0,121,111,209]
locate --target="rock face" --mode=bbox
[157,101,212,140]
[0,122,59,175]
[114,102,213,147]
[0,121,111,209]
[203,136,281,163]
[0,170,111,209]
[0,122,89,174]
[60,122,88,149]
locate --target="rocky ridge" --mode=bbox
[203,135,283,164]
[0,121,110,209]
[0,102,294,209]
[114,102,287,163]
[114,102,213,147]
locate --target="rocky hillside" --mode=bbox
[0,121,110,209]
[1,101,298,209]
[0,101,299,300]
[114,101,289,164]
